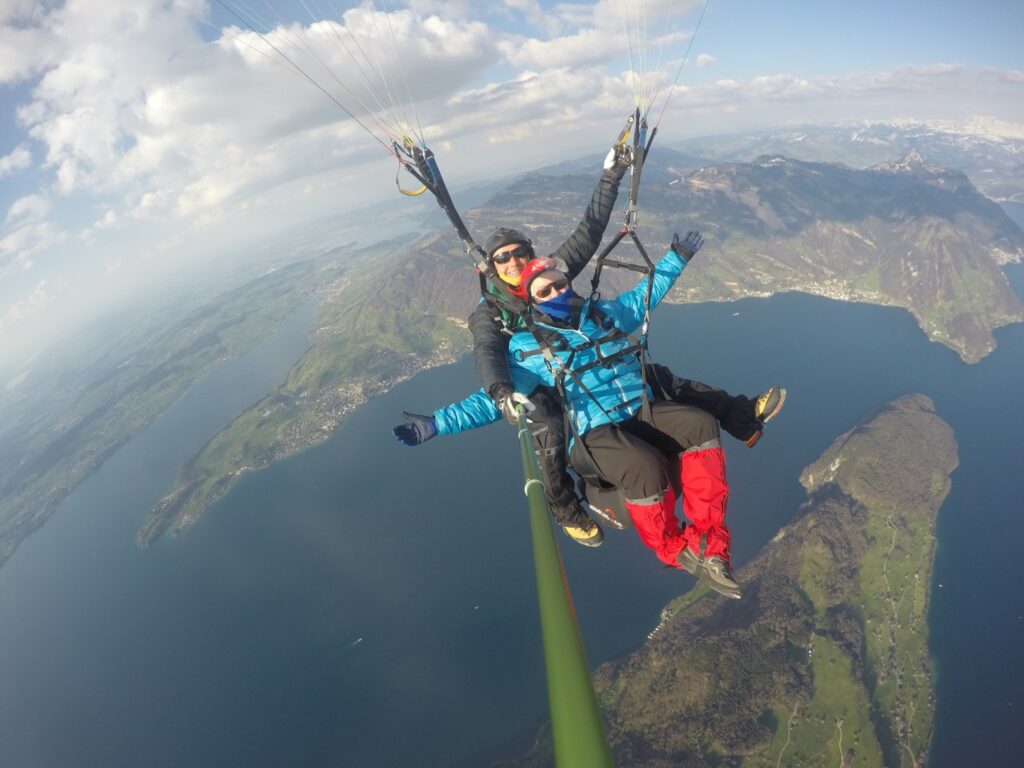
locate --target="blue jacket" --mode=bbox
[433,248,687,440]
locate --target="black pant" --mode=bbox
[568,400,720,500]
[525,387,581,524]
[526,367,752,522]
[648,364,760,444]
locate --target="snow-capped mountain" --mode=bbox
[675,119,1024,202]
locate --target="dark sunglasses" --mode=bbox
[532,277,568,300]
[492,245,532,265]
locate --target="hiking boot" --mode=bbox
[746,386,786,447]
[753,386,786,424]
[701,556,742,600]
[676,547,702,575]
[560,515,604,548]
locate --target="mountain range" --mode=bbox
[0,125,1020,575]
[648,148,1024,362]
[136,143,1020,553]
[675,119,1024,203]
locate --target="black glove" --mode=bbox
[603,143,633,179]
[392,411,437,446]
[491,383,516,425]
[491,383,535,425]
[671,230,704,262]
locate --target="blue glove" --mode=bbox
[392,411,437,446]
[671,230,703,262]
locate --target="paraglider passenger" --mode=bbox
[394,142,783,557]
[399,233,751,598]
[510,234,747,596]
[463,143,635,547]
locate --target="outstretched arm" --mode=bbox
[392,388,500,446]
[602,231,703,333]
[434,389,502,436]
[393,364,547,444]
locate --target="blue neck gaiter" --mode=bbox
[536,288,577,320]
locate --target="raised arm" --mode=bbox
[552,147,630,280]
[602,231,704,334]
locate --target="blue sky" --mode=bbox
[701,1,1024,76]
[1,0,1022,371]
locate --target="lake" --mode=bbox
[0,283,1022,766]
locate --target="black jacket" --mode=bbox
[469,168,624,398]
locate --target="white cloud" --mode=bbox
[0,145,32,177]
[9,1,492,221]
[445,65,630,141]
[0,5,58,83]
[553,0,706,31]
[498,27,622,69]
[94,209,118,229]
[404,0,476,18]
[1,0,712,267]
[0,278,54,337]
[0,205,63,279]
[925,115,1024,141]
[655,66,1022,117]
[6,194,50,223]
[0,0,1022,354]
[993,68,1024,84]
[498,0,701,71]
[0,0,38,23]
[503,0,562,37]
[80,208,118,244]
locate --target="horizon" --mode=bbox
[1,0,1023,369]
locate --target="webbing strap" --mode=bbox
[395,141,528,314]
[504,110,661,437]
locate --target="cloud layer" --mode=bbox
[1,0,1022,362]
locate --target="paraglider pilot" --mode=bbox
[397,232,780,598]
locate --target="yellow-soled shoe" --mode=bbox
[560,518,604,548]
[754,386,787,424]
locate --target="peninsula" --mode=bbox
[505,394,957,767]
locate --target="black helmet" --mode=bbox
[484,227,533,259]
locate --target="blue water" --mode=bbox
[0,289,1022,767]
[1001,201,1024,231]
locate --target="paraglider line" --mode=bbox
[654,0,712,128]
[213,0,398,157]
[262,0,405,142]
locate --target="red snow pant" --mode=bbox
[568,400,731,566]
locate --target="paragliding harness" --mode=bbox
[585,109,662,419]
[397,113,670,529]
[391,137,531,319]
[392,135,578,362]
[520,112,662,417]
[512,111,675,528]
